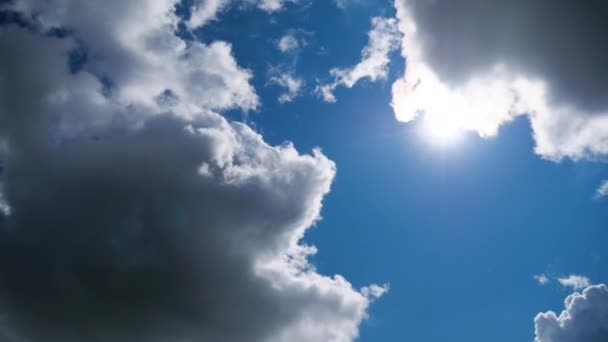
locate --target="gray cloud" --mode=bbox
[0,1,384,341]
[392,0,608,160]
[400,1,608,113]
[535,284,608,342]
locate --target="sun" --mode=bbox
[420,113,464,146]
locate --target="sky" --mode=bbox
[0,0,607,341]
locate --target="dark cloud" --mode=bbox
[0,114,333,342]
[392,0,608,160]
[0,1,384,341]
[402,0,608,113]
[535,284,608,342]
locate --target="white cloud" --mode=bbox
[595,180,608,199]
[361,283,390,299]
[165,0,300,30]
[534,274,550,285]
[278,33,299,53]
[268,69,304,103]
[558,275,592,290]
[187,0,231,29]
[333,0,350,9]
[0,1,384,341]
[392,0,608,161]
[6,0,259,121]
[535,284,608,342]
[333,0,364,9]
[316,16,401,103]
[246,0,298,12]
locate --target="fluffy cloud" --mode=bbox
[0,1,384,341]
[558,276,592,291]
[535,284,608,342]
[392,0,608,161]
[317,17,401,103]
[5,0,259,118]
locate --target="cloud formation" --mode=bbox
[247,0,298,12]
[534,274,550,285]
[558,276,592,291]
[595,180,608,199]
[186,0,231,29]
[317,17,401,103]
[392,0,608,161]
[278,33,300,52]
[181,0,301,29]
[0,1,384,341]
[535,284,608,342]
[268,68,304,103]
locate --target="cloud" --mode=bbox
[333,0,350,9]
[558,275,592,290]
[333,0,364,9]
[278,33,300,53]
[392,0,608,161]
[316,16,401,103]
[0,1,384,341]
[4,0,259,119]
[246,0,298,12]
[268,68,304,103]
[0,193,9,217]
[153,0,300,31]
[186,0,231,29]
[594,180,608,199]
[534,284,608,342]
[534,274,550,285]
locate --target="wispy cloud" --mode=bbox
[533,274,550,285]
[594,180,608,199]
[316,16,401,103]
[268,67,304,103]
[557,275,591,290]
[278,33,299,52]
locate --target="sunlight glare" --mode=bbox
[420,113,464,146]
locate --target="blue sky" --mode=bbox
[196,1,608,340]
[1,0,608,341]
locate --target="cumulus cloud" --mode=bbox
[392,0,608,161]
[558,275,592,290]
[5,0,259,118]
[0,1,384,341]
[316,16,401,103]
[594,180,608,199]
[534,274,550,285]
[534,284,608,342]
